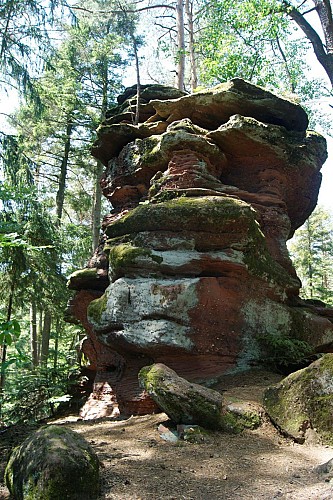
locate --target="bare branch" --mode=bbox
[71,3,175,15]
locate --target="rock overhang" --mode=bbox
[68,79,333,418]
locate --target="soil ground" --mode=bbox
[1,369,333,500]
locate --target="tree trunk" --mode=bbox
[0,281,15,392]
[92,160,103,251]
[53,318,60,372]
[92,59,108,251]
[306,220,314,298]
[30,301,38,368]
[133,36,141,125]
[285,1,333,87]
[185,0,197,91]
[176,0,185,90]
[41,311,52,367]
[0,0,14,60]
[56,117,73,224]
[38,309,43,362]
[313,0,333,52]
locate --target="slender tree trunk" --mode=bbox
[132,36,141,125]
[38,309,43,363]
[0,281,15,392]
[56,117,73,224]
[30,301,38,368]
[92,61,108,251]
[53,318,60,372]
[176,0,185,90]
[92,160,103,251]
[275,37,295,92]
[41,311,52,367]
[285,1,333,87]
[306,220,314,298]
[185,0,197,91]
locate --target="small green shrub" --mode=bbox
[257,332,313,372]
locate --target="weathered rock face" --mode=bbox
[68,79,333,418]
[263,354,333,444]
[5,425,100,499]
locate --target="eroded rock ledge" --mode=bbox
[68,79,333,418]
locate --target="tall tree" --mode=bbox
[289,207,333,304]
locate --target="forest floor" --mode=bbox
[1,369,333,499]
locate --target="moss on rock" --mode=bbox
[139,363,263,433]
[263,354,333,444]
[105,196,254,238]
[87,293,108,325]
[5,425,100,500]
[108,243,163,278]
[220,402,262,433]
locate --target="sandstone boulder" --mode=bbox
[139,363,262,433]
[5,425,100,499]
[263,354,333,444]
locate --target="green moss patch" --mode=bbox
[5,425,99,500]
[263,354,333,444]
[105,196,254,238]
[87,293,108,325]
[108,243,163,279]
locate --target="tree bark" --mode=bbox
[185,0,197,91]
[56,116,73,224]
[92,160,103,251]
[53,318,60,371]
[284,1,333,87]
[176,0,185,90]
[132,36,141,125]
[30,301,38,368]
[0,281,15,392]
[313,0,333,52]
[41,311,52,367]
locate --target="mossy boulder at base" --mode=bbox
[5,425,100,500]
[263,354,333,444]
[139,363,262,432]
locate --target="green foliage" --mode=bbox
[289,207,333,305]
[257,332,313,371]
[0,0,74,102]
[0,319,20,346]
[0,318,84,426]
[196,0,310,93]
[2,366,75,425]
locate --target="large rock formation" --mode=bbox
[68,79,333,418]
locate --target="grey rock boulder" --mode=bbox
[139,363,262,433]
[5,425,100,500]
[263,354,333,444]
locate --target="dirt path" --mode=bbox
[1,369,333,499]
